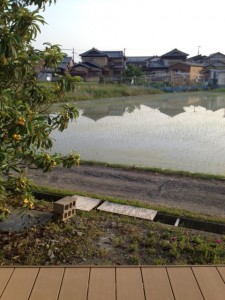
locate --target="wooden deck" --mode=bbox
[0,266,225,300]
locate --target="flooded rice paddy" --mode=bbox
[51,92,225,175]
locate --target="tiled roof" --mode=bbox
[188,54,207,61]
[72,61,102,69]
[80,48,124,58]
[104,51,124,58]
[209,52,225,57]
[63,56,73,63]
[126,56,153,62]
[58,56,73,69]
[80,48,108,57]
[161,48,189,57]
[204,60,225,67]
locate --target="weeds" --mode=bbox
[1,209,225,265]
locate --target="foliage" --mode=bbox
[0,203,10,221]
[0,0,80,210]
[123,64,144,78]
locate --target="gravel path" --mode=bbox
[28,165,225,217]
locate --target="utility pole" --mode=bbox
[62,48,75,61]
[72,48,75,61]
[198,46,201,55]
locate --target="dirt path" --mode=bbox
[28,164,225,217]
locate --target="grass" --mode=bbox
[65,82,163,101]
[1,205,225,266]
[31,183,225,225]
[214,88,225,93]
[41,81,225,103]
[41,81,163,102]
[1,178,225,265]
[80,160,225,181]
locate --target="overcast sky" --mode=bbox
[33,0,225,61]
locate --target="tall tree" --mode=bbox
[0,0,80,213]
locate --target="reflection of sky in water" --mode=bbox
[51,93,225,175]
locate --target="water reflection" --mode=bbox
[75,92,225,120]
[51,92,225,175]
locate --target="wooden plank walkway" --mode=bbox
[0,266,225,300]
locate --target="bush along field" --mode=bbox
[64,82,163,102]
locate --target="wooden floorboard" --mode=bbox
[116,267,145,300]
[29,268,64,300]
[1,268,39,300]
[217,266,225,283]
[142,267,174,300]
[0,268,14,297]
[88,268,116,300]
[167,267,204,300]
[0,266,225,300]
[58,268,89,300]
[192,266,225,300]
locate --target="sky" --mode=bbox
[32,0,225,61]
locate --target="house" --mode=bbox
[205,52,225,64]
[35,59,51,81]
[160,48,189,66]
[209,70,225,87]
[37,70,54,82]
[126,56,153,71]
[168,62,203,82]
[126,49,189,79]
[36,56,74,81]
[144,49,189,81]
[57,56,74,75]
[187,52,225,83]
[188,52,225,67]
[204,60,225,71]
[188,54,208,64]
[70,48,125,81]
[70,61,102,78]
[146,57,168,75]
[36,60,55,82]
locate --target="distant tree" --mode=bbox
[99,75,105,84]
[123,64,144,78]
[0,0,80,213]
